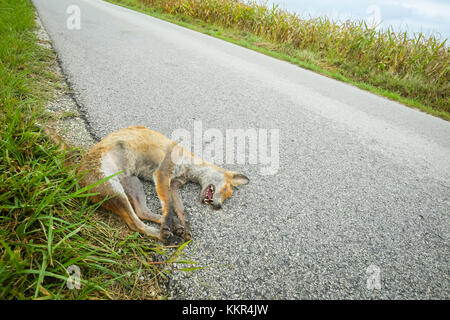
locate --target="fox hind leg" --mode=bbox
[101,194,162,241]
[119,175,162,224]
[120,175,184,235]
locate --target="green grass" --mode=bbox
[107,0,449,121]
[0,0,193,299]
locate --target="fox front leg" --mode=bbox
[153,170,179,244]
[171,180,192,241]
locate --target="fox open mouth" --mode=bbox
[201,184,215,204]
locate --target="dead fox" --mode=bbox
[77,126,249,244]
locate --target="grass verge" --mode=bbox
[0,0,193,299]
[107,0,449,121]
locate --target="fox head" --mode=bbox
[200,169,249,210]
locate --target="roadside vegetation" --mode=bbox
[109,0,449,120]
[0,0,191,299]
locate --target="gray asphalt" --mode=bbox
[33,0,449,299]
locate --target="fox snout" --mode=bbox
[200,185,224,210]
[212,202,222,210]
[201,184,223,209]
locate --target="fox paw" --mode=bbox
[172,223,185,237]
[166,234,183,245]
[171,219,192,241]
[183,228,192,241]
[171,224,192,242]
[160,225,173,242]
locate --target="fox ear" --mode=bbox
[230,172,249,186]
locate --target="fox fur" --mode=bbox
[76,126,249,243]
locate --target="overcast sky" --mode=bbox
[267,0,450,40]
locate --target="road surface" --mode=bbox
[33,0,449,299]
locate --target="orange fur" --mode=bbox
[76,126,248,243]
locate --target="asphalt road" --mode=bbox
[33,0,449,299]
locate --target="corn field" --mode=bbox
[137,0,449,115]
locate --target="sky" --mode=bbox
[266,0,450,40]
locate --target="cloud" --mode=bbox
[269,0,450,38]
[398,0,450,19]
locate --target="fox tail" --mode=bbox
[42,126,83,167]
